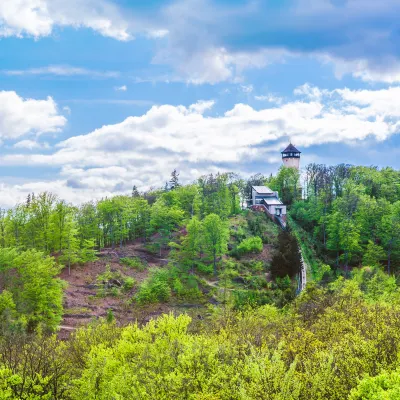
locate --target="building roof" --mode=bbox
[281,143,301,153]
[252,186,274,194]
[263,197,283,206]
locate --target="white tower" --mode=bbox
[281,143,301,169]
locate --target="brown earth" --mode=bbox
[58,233,275,339]
[58,240,208,339]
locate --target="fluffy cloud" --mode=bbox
[154,44,287,85]
[13,140,50,150]
[2,85,400,207]
[2,0,399,84]
[153,0,400,83]
[294,84,329,101]
[319,55,400,84]
[0,91,66,140]
[0,0,131,40]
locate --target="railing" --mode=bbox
[297,248,307,293]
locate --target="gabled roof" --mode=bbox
[252,186,274,194]
[281,143,301,153]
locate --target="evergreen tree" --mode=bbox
[170,169,180,190]
[131,185,140,197]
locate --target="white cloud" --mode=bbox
[0,0,131,40]
[241,84,253,94]
[154,46,288,85]
[2,85,400,206]
[254,94,283,104]
[115,85,128,92]
[13,140,50,150]
[188,100,215,114]
[0,91,66,140]
[294,83,330,100]
[4,65,120,78]
[147,29,169,38]
[318,55,400,83]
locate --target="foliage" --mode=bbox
[247,211,279,244]
[268,166,301,205]
[236,236,263,256]
[135,268,171,305]
[349,370,400,400]
[2,269,400,398]
[96,265,135,297]
[0,248,65,332]
[291,164,400,273]
[202,214,230,275]
[120,256,146,271]
[270,231,301,279]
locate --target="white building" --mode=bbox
[251,186,287,219]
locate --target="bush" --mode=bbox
[245,275,268,290]
[96,265,135,297]
[136,268,171,305]
[236,236,263,256]
[349,370,400,400]
[233,289,272,309]
[122,277,135,292]
[120,257,146,271]
[196,262,214,275]
[241,260,265,272]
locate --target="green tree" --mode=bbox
[180,216,203,272]
[202,213,229,276]
[379,201,400,274]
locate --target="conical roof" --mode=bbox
[281,143,301,153]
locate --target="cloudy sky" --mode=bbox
[1,0,400,207]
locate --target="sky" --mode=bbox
[1,0,400,207]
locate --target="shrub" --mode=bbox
[349,370,400,400]
[136,268,171,305]
[120,257,146,271]
[233,289,272,309]
[196,262,214,275]
[122,277,135,292]
[245,275,268,290]
[236,236,263,256]
[96,265,134,297]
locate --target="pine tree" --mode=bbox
[170,169,180,190]
[131,185,140,197]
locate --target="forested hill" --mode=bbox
[290,164,400,276]
[1,165,400,399]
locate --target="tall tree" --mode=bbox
[202,214,229,276]
[379,201,400,274]
[180,217,203,273]
[170,169,180,190]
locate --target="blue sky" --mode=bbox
[1,0,400,206]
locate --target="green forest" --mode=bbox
[1,165,400,399]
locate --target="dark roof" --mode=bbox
[281,143,301,153]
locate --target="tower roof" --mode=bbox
[281,143,301,153]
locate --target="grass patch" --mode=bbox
[64,307,91,315]
[120,257,147,271]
